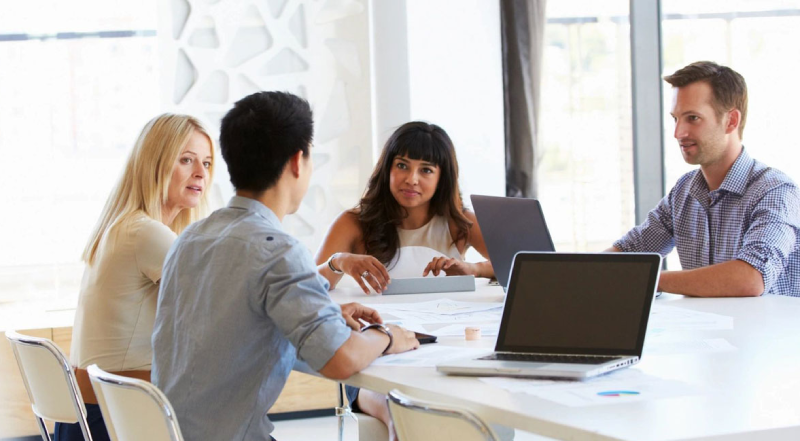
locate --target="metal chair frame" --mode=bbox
[387,389,499,441]
[5,330,93,441]
[336,382,354,440]
[86,364,184,441]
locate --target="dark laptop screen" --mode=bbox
[470,195,556,288]
[496,253,660,356]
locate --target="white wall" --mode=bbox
[405,0,505,204]
[159,0,376,252]
[371,0,506,208]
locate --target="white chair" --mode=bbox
[387,389,499,441]
[5,330,93,441]
[87,364,183,441]
[336,383,389,441]
[354,412,389,441]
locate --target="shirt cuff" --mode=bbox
[296,314,352,372]
[613,238,634,252]
[736,251,772,295]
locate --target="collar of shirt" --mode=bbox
[688,147,754,208]
[228,195,282,226]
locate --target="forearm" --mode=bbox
[473,261,494,278]
[658,259,764,297]
[318,329,390,379]
[317,262,345,290]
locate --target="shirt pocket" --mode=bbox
[673,215,709,268]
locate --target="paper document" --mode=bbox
[479,367,647,393]
[644,336,737,356]
[379,309,502,326]
[648,305,733,332]
[431,323,500,337]
[371,345,489,368]
[527,378,699,407]
[374,299,503,315]
[479,369,701,407]
[366,299,504,335]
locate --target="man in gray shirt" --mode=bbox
[152,91,419,441]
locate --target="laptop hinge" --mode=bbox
[495,351,631,358]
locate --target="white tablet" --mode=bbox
[381,275,476,295]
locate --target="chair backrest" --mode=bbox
[87,364,184,441]
[387,389,499,441]
[5,329,91,437]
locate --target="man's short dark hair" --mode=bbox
[220,91,313,192]
[664,61,748,138]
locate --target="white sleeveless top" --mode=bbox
[387,215,465,279]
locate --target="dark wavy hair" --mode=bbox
[357,121,472,265]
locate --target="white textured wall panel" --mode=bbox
[159,0,375,252]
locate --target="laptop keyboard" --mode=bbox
[480,353,619,365]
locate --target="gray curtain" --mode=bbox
[501,0,547,198]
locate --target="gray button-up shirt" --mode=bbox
[152,196,351,440]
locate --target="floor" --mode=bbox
[0,414,554,441]
[272,415,555,440]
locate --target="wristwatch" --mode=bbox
[327,252,344,274]
[360,323,393,355]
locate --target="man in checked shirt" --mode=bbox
[610,61,800,297]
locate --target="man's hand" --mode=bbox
[340,302,382,331]
[383,324,420,354]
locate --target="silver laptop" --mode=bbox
[470,195,555,290]
[437,252,662,380]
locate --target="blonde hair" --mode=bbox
[83,114,216,264]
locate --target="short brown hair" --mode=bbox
[664,61,748,138]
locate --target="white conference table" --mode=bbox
[330,279,800,441]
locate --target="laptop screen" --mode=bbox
[470,195,555,288]
[496,253,661,356]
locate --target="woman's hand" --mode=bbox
[422,257,477,277]
[340,302,382,330]
[336,253,391,294]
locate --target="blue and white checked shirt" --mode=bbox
[615,148,800,296]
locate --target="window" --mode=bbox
[0,1,159,306]
[539,1,635,252]
[662,0,800,186]
[405,0,505,202]
[661,0,800,268]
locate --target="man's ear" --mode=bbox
[725,109,741,135]
[288,150,303,177]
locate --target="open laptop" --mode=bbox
[470,195,555,290]
[437,252,662,380]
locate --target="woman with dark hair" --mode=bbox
[316,121,493,294]
[314,121,494,439]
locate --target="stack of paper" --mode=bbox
[364,298,503,336]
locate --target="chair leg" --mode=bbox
[336,382,354,441]
[35,416,52,441]
[77,414,93,441]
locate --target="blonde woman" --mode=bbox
[56,114,215,441]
